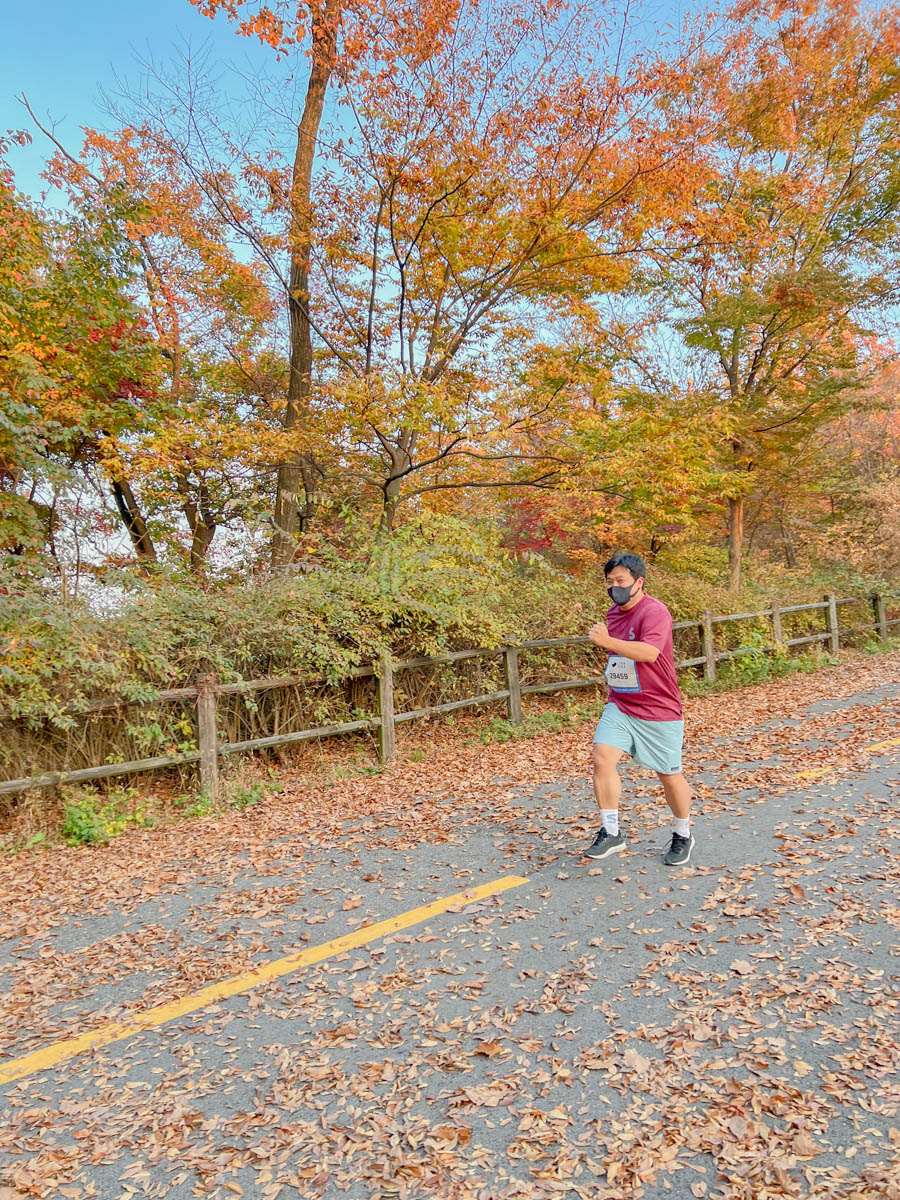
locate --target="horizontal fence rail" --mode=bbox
[1,593,896,799]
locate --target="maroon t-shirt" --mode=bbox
[604,594,683,721]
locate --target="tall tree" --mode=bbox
[190,0,472,564]
[38,121,279,572]
[0,134,157,574]
[650,0,900,589]
[268,0,341,567]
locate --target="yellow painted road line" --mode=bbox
[864,736,900,754]
[792,736,900,782]
[794,765,837,782]
[0,874,528,1088]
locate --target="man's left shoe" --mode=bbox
[664,832,695,866]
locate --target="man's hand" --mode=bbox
[589,622,610,649]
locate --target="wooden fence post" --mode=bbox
[196,673,219,800]
[377,651,396,764]
[771,603,784,649]
[873,594,888,643]
[825,593,840,654]
[700,611,716,682]
[504,646,523,726]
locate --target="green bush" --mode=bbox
[60,787,152,846]
[863,634,900,654]
[718,631,788,685]
[715,632,832,688]
[171,791,218,819]
[478,708,580,744]
[227,782,265,810]
[0,518,572,729]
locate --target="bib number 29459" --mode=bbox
[605,655,641,692]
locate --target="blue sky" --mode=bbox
[1,0,276,198]
[3,0,695,204]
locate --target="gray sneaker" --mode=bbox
[584,828,626,859]
[664,832,695,866]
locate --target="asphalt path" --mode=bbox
[1,667,898,1200]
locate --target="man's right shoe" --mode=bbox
[584,828,626,859]
[664,831,695,866]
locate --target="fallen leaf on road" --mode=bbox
[623,1047,651,1073]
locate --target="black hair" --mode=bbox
[603,552,646,581]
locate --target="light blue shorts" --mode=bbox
[592,702,683,775]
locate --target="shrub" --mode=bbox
[716,632,832,688]
[227,782,266,810]
[60,787,151,846]
[478,708,579,744]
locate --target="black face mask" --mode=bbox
[607,582,638,606]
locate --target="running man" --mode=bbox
[585,552,695,866]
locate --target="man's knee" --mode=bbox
[657,770,687,789]
[592,743,622,772]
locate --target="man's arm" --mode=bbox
[589,623,661,663]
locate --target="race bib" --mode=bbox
[605,655,641,693]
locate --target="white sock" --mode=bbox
[674,816,691,838]
[601,810,619,837]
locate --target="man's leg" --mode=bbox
[585,743,627,858]
[592,743,625,811]
[658,771,691,819]
[658,771,694,865]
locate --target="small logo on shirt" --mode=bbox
[628,627,635,640]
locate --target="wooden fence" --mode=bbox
[1,592,896,800]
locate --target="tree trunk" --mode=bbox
[779,517,797,569]
[177,470,217,573]
[377,428,416,534]
[111,479,157,565]
[727,495,744,592]
[271,0,341,569]
[189,520,216,572]
[379,488,400,535]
